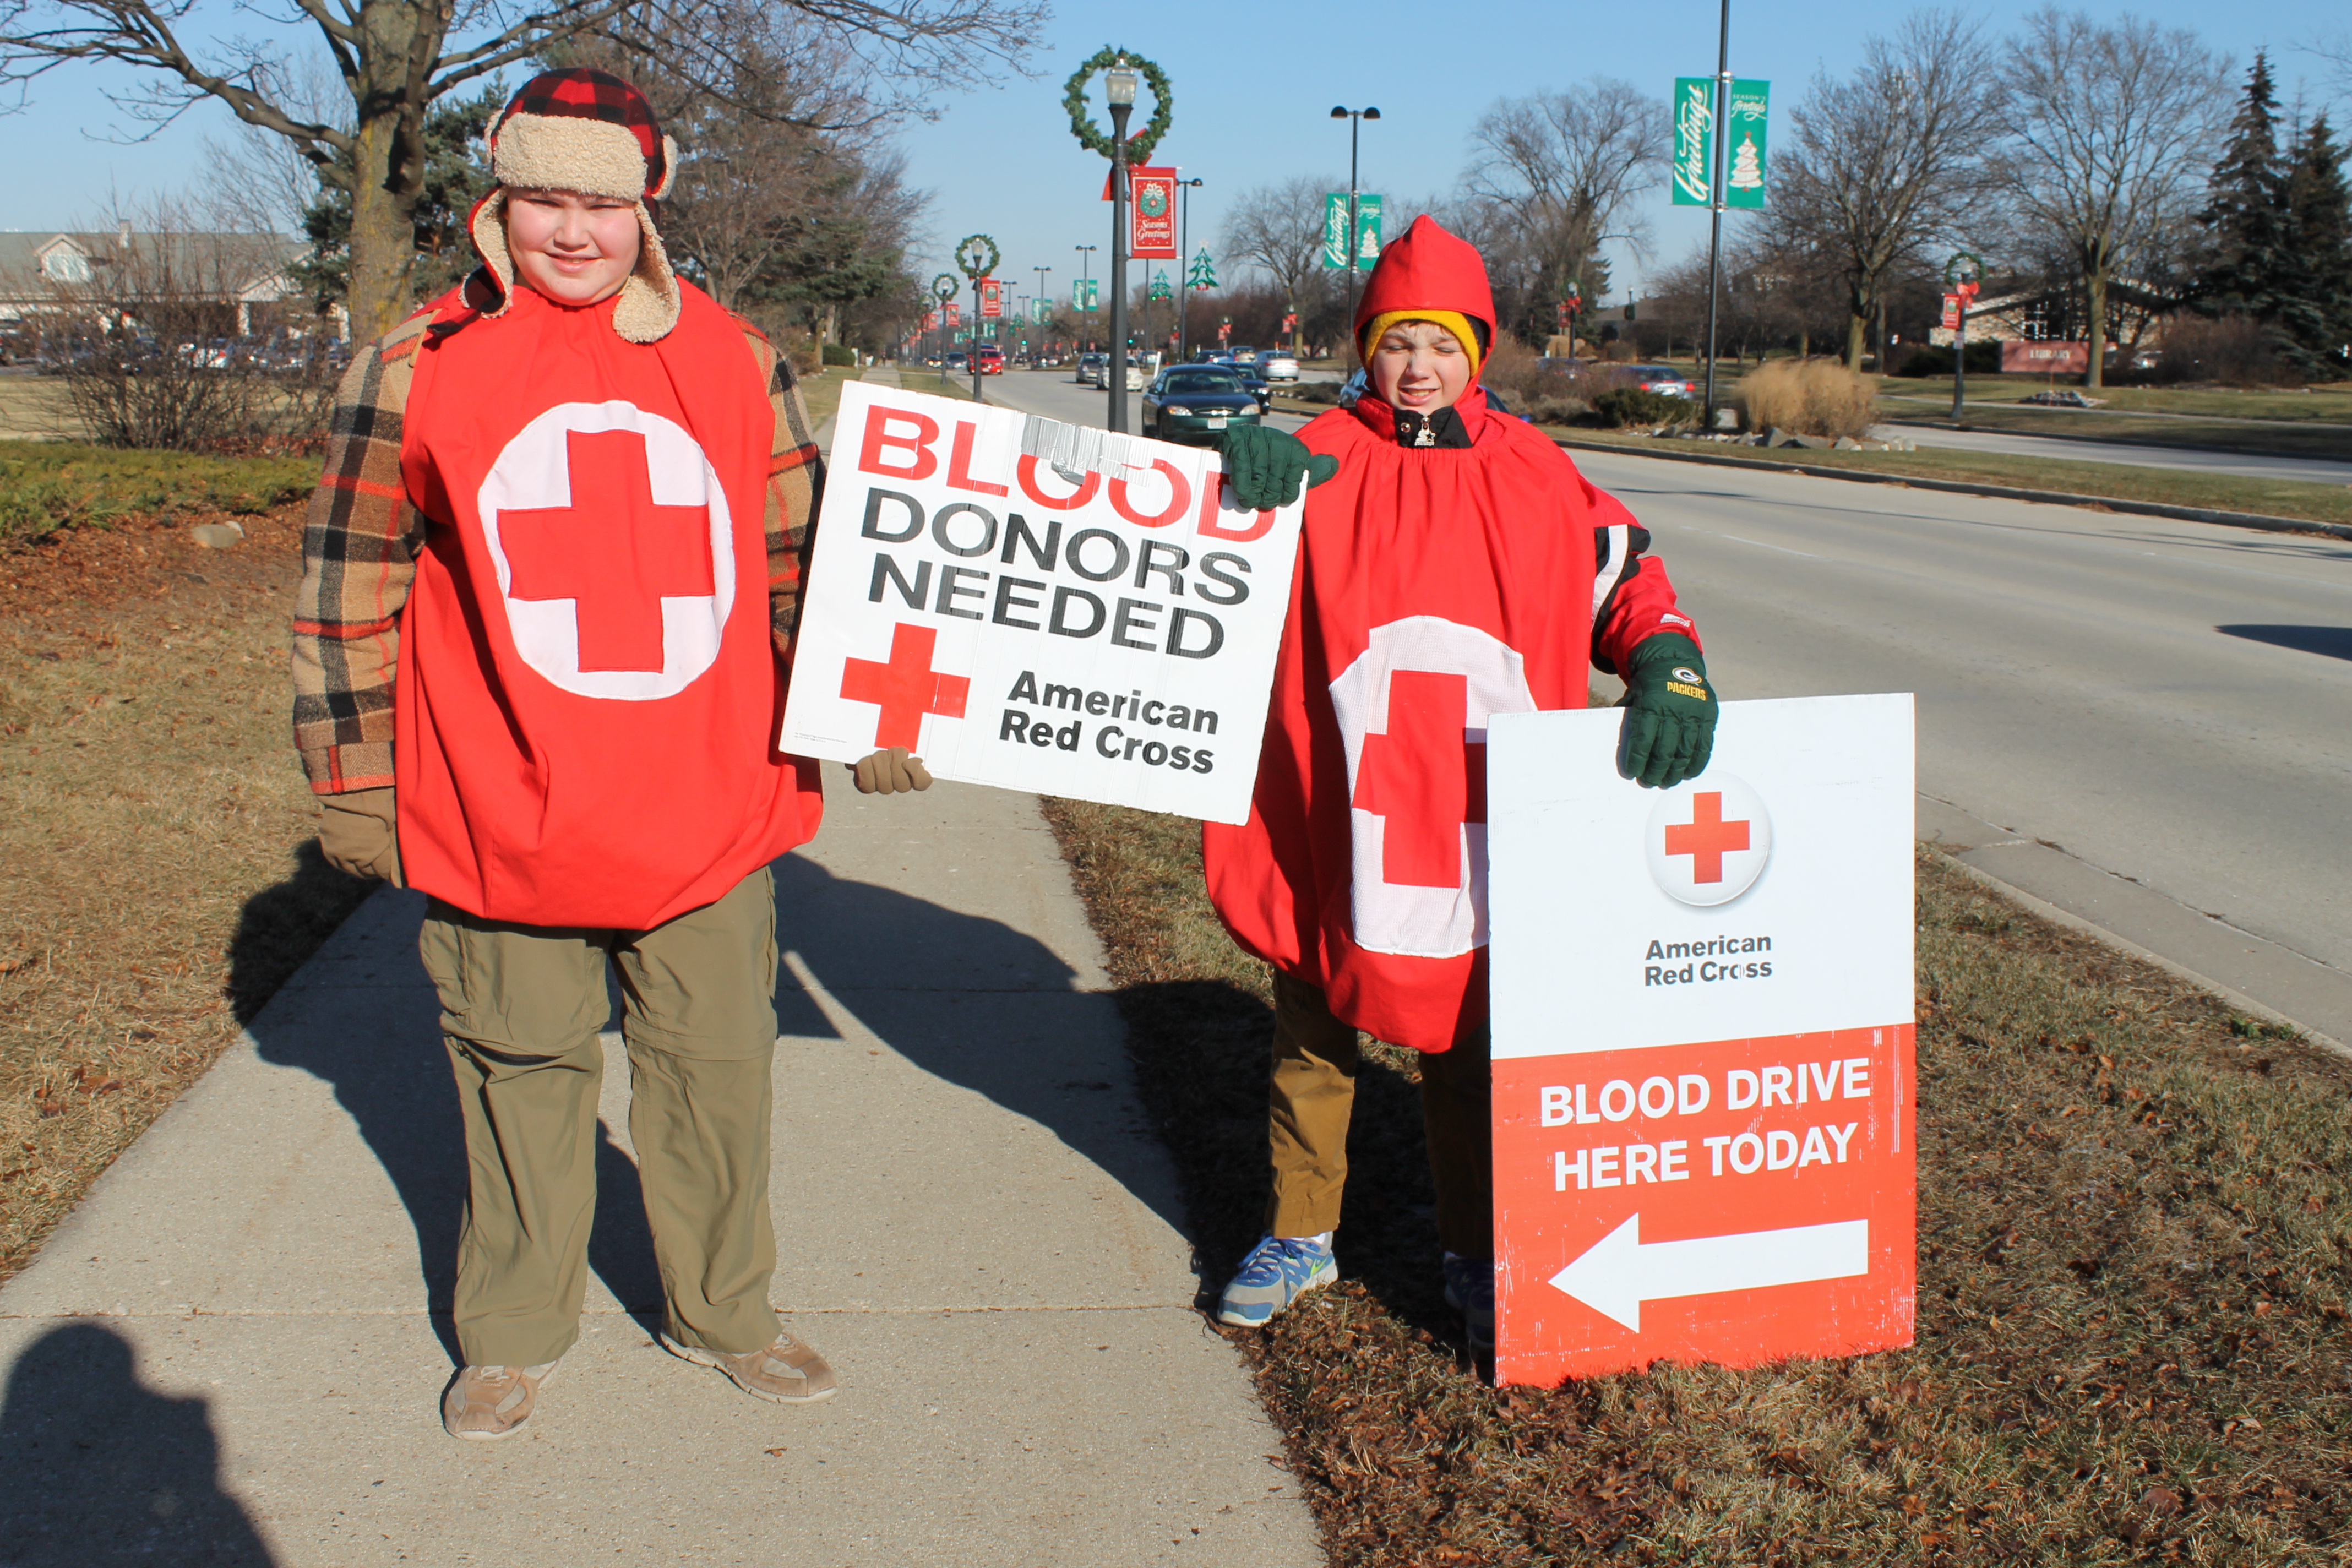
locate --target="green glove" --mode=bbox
[1217,424,1340,511]
[1617,633,1719,790]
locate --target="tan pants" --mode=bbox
[1265,972,1494,1258]
[418,868,782,1368]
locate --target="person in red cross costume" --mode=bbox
[287,70,929,1442]
[1200,217,1723,1361]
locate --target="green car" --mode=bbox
[1142,367,1262,444]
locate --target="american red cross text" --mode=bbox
[1664,792,1751,883]
[501,428,714,673]
[1352,669,1486,888]
[841,622,970,751]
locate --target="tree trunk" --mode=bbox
[1798,326,1810,358]
[2084,268,2109,389]
[344,4,441,343]
[1845,311,1870,371]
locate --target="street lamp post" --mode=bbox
[1033,265,1052,360]
[1330,106,1381,342]
[1075,244,1096,350]
[930,273,956,388]
[1175,175,1202,362]
[1105,59,1138,432]
[1701,0,1731,433]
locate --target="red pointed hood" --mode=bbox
[1353,215,1497,363]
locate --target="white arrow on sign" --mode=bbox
[1548,1213,1870,1332]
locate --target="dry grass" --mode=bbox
[1551,429,2352,530]
[1736,358,1880,440]
[0,502,374,1282]
[1042,798,2352,1566]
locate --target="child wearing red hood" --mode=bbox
[1206,217,1719,1358]
[290,69,928,1439]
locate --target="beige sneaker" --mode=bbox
[659,1328,838,1403]
[441,1360,558,1440]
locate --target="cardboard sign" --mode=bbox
[780,383,1304,824]
[1485,694,1917,1385]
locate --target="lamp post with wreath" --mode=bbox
[1065,47,1170,432]
[956,235,999,402]
[930,273,958,384]
[1944,251,1984,420]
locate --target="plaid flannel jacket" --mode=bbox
[290,300,825,794]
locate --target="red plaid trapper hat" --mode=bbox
[486,68,674,202]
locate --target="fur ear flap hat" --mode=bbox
[467,68,683,343]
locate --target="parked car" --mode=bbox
[946,351,968,371]
[1142,367,1262,444]
[974,344,1005,375]
[1253,349,1300,382]
[1628,363,1695,398]
[1076,352,1107,385]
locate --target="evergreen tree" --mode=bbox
[287,86,504,313]
[2193,52,2289,319]
[2283,115,2352,373]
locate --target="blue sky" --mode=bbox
[7,0,2346,301]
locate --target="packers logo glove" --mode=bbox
[1618,633,1719,789]
[1218,424,1340,511]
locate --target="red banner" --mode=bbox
[2001,340,2088,374]
[979,279,1003,318]
[1124,166,1179,259]
[1940,295,1961,331]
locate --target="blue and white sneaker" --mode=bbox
[1442,1253,1495,1358]
[1216,1234,1338,1326]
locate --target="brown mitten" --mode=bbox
[850,748,935,795]
[317,787,403,884]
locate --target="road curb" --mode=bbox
[1550,434,2352,543]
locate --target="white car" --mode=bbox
[1123,360,1146,391]
[1254,350,1299,382]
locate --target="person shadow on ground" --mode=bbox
[0,1322,275,1567]
[228,847,1191,1357]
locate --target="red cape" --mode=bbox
[1201,389,1696,1052]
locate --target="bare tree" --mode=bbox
[1219,175,1337,348]
[1465,78,1664,342]
[1996,7,2231,387]
[1770,9,2008,370]
[1,0,1041,340]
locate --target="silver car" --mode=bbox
[1076,352,1107,386]
[1254,350,1300,382]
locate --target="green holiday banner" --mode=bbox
[1672,77,1714,206]
[1321,193,1384,269]
[1725,79,1770,209]
[1072,277,1099,309]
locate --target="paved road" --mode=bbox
[1870,420,2352,486]
[978,371,2352,1043]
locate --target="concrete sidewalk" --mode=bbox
[0,782,1321,1566]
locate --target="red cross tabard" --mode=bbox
[501,428,715,673]
[841,622,970,750]
[1664,792,1751,883]
[1351,669,1487,888]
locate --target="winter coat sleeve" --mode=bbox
[740,326,825,668]
[289,317,434,794]
[1578,472,1702,677]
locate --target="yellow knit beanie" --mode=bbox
[1358,309,1485,375]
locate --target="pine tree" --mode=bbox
[2193,52,2289,319]
[2283,115,2352,373]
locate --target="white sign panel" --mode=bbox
[1486,694,1916,1058]
[781,383,1305,823]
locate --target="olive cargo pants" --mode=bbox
[418,868,783,1369]
[1265,971,1494,1259]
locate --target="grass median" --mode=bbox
[0,464,375,1283]
[1042,797,2352,1566]
[1548,428,2352,531]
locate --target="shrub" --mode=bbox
[1591,387,1697,428]
[1733,356,1877,439]
[1517,394,1594,426]
[2115,314,2291,386]
[820,342,857,368]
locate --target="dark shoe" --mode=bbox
[1442,1254,1495,1359]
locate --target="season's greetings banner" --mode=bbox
[780,382,1305,823]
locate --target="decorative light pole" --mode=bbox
[1066,47,1171,432]
[1944,251,1984,420]
[930,273,956,385]
[1701,0,1730,432]
[1175,175,1203,363]
[956,234,999,402]
[1330,105,1381,337]
[1033,265,1052,358]
[1074,244,1097,349]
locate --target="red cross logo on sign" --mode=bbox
[1329,617,1535,958]
[840,622,970,751]
[481,401,735,700]
[1646,776,1772,906]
